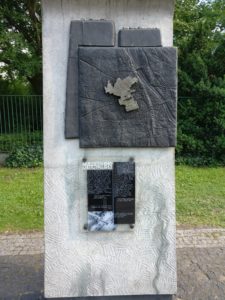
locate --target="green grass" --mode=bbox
[176,166,225,228]
[0,166,225,233]
[0,167,43,233]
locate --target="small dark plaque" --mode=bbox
[87,170,112,211]
[119,28,162,47]
[113,162,135,224]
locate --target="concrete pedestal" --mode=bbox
[43,0,176,298]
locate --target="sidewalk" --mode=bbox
[1,228,225,299]
[1,228,225,256]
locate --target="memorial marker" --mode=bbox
[43,1,177,298]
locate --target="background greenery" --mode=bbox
[0,0,42,94]
[5,145,43,168]
[0,131,42,153]
[175,0,225,166]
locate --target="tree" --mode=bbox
[0,0,42,94]
[174,0,225,165]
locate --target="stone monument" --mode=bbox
[43,0,177,299]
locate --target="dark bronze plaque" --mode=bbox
[87,170,112,211]
[113,162,135,224]
[79,47,177,148]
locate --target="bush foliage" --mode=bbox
[5,145,43,168]
[0,131,42,152]
[175,0,225,166]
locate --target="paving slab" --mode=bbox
[1,228,225,256]
[0,254,44,299]
[0,232,44,256]
[1,229,225,299]
[1,247,225,299]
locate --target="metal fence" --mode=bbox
[0,95,43,152]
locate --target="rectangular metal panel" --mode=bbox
[113,162,135,224]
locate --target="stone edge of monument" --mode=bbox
[45,295,174,300]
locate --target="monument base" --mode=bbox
[45,296,174,300]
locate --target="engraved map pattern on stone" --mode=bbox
[105,76,139,112]
[45,151,176,297]
[79,47,177,147]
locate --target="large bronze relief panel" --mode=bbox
[78,46,177,147]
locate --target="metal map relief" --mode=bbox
[104,76,139,112]
[79,47,177,148]
[87,162,135,231]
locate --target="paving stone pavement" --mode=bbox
[1,228,225,256]
[0,232,43,256]
[176,228,225,249]
[0,229,225,299]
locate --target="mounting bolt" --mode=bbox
[82,157,87,162]
[129,157,134,162]
[130,224,134,229]
[83,224,88,230]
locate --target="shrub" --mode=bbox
[0,131,42,152]
[5,145,43,168]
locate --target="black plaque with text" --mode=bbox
[87,170,113,211]
[113,162,135,224]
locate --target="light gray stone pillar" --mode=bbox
[43,0,176,298]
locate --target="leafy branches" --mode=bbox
[0,0,42,94]
[175,0,225,165]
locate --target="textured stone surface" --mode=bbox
[44,149,176,297]
[43,0,176,298]
[119,28,162,47]
[79,46,177,147]
[65,20,115,138]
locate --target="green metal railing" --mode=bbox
[0,95,43,152]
